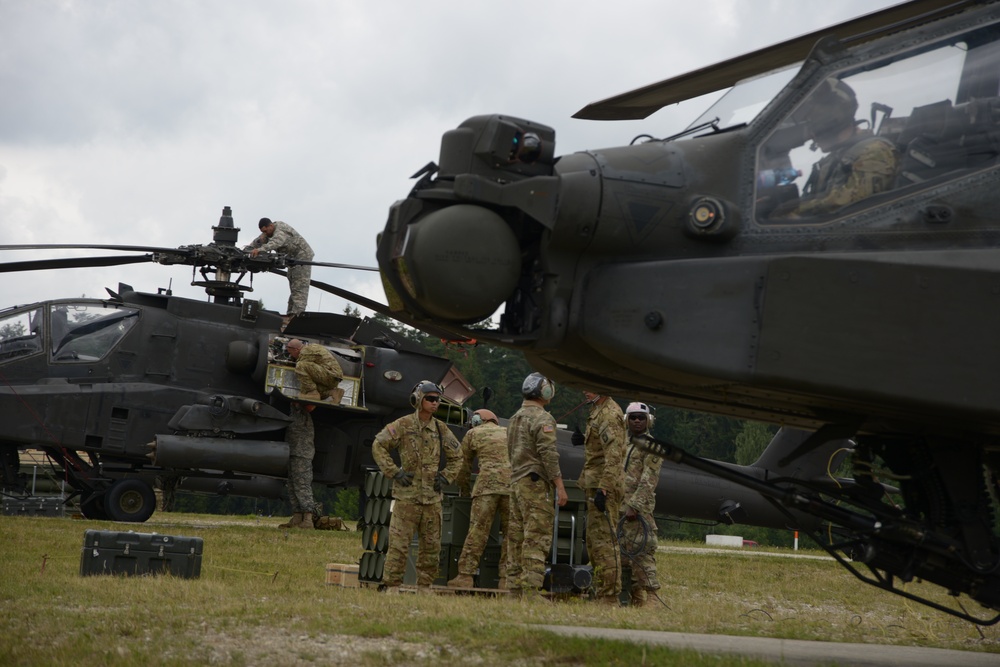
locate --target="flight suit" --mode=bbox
[621,433,664,606]
[245,220,315,315]
[453,421,511,583]
[506,401,562,593]
[373,412,462,587]
[294,343,343,400]
[798,131,899,215]
[580,397,626,601]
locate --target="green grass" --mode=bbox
[1,512,997,666]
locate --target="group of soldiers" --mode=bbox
[371,371,664,607]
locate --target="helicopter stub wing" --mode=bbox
[573,0,971,120]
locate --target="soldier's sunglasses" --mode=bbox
[424,396,442,403]
[628,415,647,420]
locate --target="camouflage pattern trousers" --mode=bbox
[620,512,660,592]
[586,487,623,597]
[507,475,555,592]
[285,408,320,515]
[294,359,341,397]
[456,493,509,578]
[383,500,442,587]
[286,264,312,316]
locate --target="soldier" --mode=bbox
[775,78,899,218]
[244,217,314,326]
[620,402,663,608]
[372,380,462,590]
[580,390,626,606]
[277,339,343,530]
[507,372,568,599]
[448,409,511,589]
[285,338,344,403]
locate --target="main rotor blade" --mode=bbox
[0,243,186,254]
[0,254,153,273]
[288,259,380,272]
[271,268,474,342]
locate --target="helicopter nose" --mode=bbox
[388,204,521,322]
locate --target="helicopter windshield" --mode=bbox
[50,303,139,362]
[0,307,43,362]
[683,65,800,135]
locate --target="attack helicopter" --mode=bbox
[0,206,474,522]
[375,0,1000,622]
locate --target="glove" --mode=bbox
[393,470,413,487]
[593,489,607,513]
[571,428,585,447]
[433,472,448,492]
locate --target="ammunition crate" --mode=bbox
[80,530,203,578]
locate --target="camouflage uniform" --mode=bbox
[798,131,899,216]
[454,422,511,581]
[245,220,314,315]
[373,411,462,587]
[506,401,562,592]
[285,404,320,515]
[294,344,343,398]
[580,398,626,599]
[621,435,664,604]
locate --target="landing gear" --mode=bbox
[79,492,109,520]
[104,479,156,522]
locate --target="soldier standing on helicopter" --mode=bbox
[245,218,314,325]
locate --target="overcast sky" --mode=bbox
[1,0,901,318]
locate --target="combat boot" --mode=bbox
[630,588,648,608]
[278,512,303,528]
[496,576,507,590]
[447,573,474,588]
[298,390,322,401]
[297,512,316,529]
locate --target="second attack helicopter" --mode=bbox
[375,0,1000,622]
[0,206,474,523]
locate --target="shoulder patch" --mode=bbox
[542,424,554,433]
[387,425,397,437]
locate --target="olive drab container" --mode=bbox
[79,529,203,578]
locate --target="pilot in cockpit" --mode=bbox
[767,78,899,219]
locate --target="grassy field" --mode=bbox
[1,512,998,666]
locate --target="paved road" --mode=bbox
[536,625,1000,666]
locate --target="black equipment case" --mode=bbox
[80,529,203,578]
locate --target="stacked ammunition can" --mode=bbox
[357,469,391,584]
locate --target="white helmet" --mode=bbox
[625,401,654,428]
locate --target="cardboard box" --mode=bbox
[326,562,360,587]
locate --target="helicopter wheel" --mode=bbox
[104,479,156,522]
[80,493,109,520]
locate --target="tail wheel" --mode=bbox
[105,479,156,522]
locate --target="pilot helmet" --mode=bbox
[409,380,443,408]
[470,408,499,427]
[625,401,655,428]
[803,77,858,142]
[522,372,555,401]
